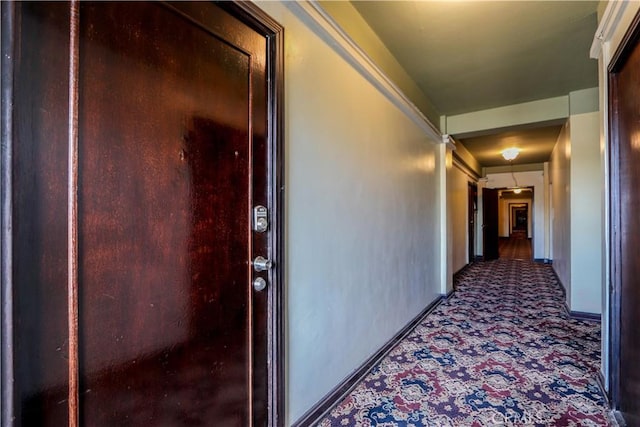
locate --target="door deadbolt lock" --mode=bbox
[253,206,269,232]
[253,256,273,272]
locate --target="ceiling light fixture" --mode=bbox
[501,147,520,161]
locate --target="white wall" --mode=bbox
[318,1,441,127]
[256,2,443,424]
[453,141,482,176]
[549,113,603,314]
[544,162,551,260]
[450,164,470,275]
[550,121,571,303]
[570,112,602,314]
[484,171,545,259]
[443,148,454,293]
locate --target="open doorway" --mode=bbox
[482,186,534,261]
[510,204,529,238]
[496,187,533,260]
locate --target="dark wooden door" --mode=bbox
[609,12,640,426]
[468,183,477,263]
[5,2,282,426]
[514,208,527,231]
[482,188,499,261]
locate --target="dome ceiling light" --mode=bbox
[501,147,520,161]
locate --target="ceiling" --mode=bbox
[460,124,563,167]
[350,1,600,167]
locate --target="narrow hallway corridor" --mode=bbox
[499,237,532,261]
[317,260,609,426]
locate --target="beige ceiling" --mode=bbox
[459,124,563,167]
[349,1,600,166]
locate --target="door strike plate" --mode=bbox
[253,205,268,232]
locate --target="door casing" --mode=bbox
[607,9,640,425]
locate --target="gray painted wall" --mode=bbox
[550,121,572,303]
[256,2,444,423]
[550,112,602,314]
[569,112,602,313]
[450,165,471,274]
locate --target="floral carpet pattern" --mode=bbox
[317,259,609,426]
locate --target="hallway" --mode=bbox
[499,237,532,261]
[5,2,640,425]
[317,260,608,426]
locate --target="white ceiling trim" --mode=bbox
[286,1,442,143]
[590,1,630,59]
[441,134,456,151]
[446,96,569,137]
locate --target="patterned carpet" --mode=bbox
[317,259,609,426]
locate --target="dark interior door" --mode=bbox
[482,188,499,261]
[468,183,477,263]
[609,13,640,425]
[8,2,277,425]
[514,208,528,231]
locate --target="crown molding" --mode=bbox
[441,134,457,150]
[590,1,631,59]
[452,154,481,181]
[448,135,482,181]
[285,1,443,143]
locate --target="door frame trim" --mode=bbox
[223,3,285,425]
[606,8,640,418]
[225,3,286,426]
[1,2,16,425]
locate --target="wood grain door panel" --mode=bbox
[6,2,282,425]
[13,3,72,425]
